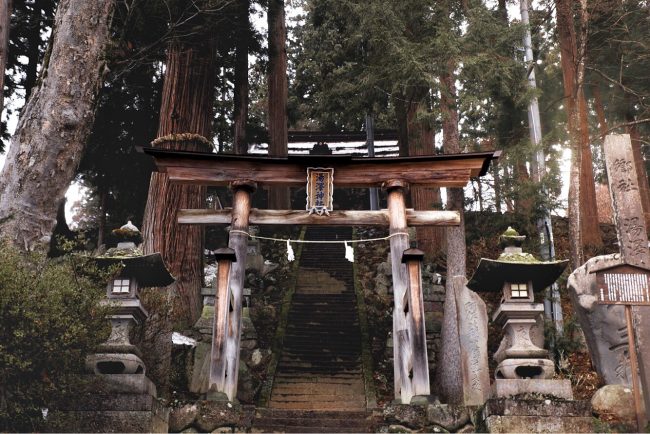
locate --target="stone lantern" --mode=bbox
[86,221,174,377]
[467,227,571,398]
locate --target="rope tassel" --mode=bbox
[344,241,354,263]
[287,240,295,262]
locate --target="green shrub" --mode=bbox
[0,246,110,431]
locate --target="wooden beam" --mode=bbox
[142,147,499,188]
[178,209,461,227]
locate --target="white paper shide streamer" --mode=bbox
[287,240,295,262]
[344,241,354,263]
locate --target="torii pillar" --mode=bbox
[385,180,430,403]
[208,180,256,401]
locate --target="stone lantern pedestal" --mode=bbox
[467,227,572,400]
[493,303,555,380]
[49,223,174,433]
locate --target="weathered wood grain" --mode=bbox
[142,148,499,188]
[209,254,234,393]
[405,257,430,397]
[386,182,413,403]
[222,181,256,400]
[178,209,461,227]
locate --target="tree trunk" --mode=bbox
[97,187,107,249]
[267,0,290,209]
[233,0,250,155]
[0,0,114,251]
[493,159,502,212]
[141,41,216,326]
[0,0,11,114]
[394,94,409,157]
[406,87,445,257]
[555,0,595,266]
[24,0,43,100]
[592,83,608,137]
[139,41,216,395]
[578,88,601,250]
[441,65,465,278]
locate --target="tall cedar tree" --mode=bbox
[233,0,249,155]
[141,40,216,326]
[267,0,290,208]
[0,0,114,250]
[555,0,602,266]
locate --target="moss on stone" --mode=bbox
[497,252,541,263]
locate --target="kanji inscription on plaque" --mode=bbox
[306,167,334,215]
[595,264,650,305]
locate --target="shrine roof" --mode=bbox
[141,147,501,188]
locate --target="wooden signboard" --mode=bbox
[306,167,334,215]
[596,264,650,305]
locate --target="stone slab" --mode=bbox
[59,393,161,412]
[492,379,573,400]
[484,415,593,433]
[483,398,591,417]
[48,409,169,433]
[78,373,157,396]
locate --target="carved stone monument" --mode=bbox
[468,227,571,399]
[569,134,650,420]
[437,275,490,406]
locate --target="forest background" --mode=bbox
[0,0,650,429]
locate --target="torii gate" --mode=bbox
[143,147,499,404]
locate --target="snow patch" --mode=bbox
[172,332,197,347]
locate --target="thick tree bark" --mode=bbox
[141,42,216,326]
[0,0,114,251]
[267,0,290,209]
[441,65,465,278]
[405,88,445,257]
[233,0,249,155]
[556,0,584,266]
[0,0,11,113]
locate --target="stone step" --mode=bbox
[274,375,365,383]
[268,401,367,411]
[270,393,366,403]
[253,423,371,433]
[255,409,371,419]
[272,383,365,395]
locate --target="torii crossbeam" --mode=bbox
[143,147,500,404]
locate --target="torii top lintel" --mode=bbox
[142,147,501,188]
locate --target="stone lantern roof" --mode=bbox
[467,227,568,293]
[94,221,175,287]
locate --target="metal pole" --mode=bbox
[366,114,379,210]
[520,0,563,335]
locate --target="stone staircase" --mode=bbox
[255,227,373,432]
[253,409,376,433]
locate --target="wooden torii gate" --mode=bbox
[143,147,499,404]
